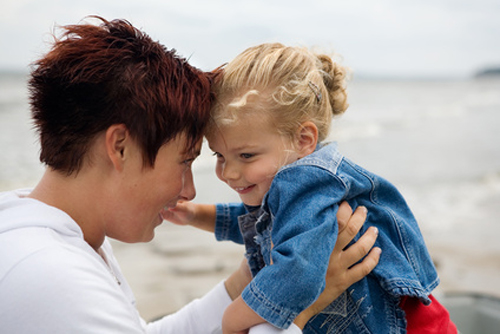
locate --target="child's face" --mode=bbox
[208,113,300,206]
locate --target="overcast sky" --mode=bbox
[1,0,499,78]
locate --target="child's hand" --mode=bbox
[160,201,196,226]
[162,202,217,232]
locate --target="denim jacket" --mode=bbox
[215,142,439,333]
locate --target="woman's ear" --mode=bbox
[295,121,318,158]
[105,124,129,172]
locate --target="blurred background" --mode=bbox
[1,0,499,322]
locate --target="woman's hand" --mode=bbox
[294,203,381,329]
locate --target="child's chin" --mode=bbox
[242,199,263,207]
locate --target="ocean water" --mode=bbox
[0,72,42,190]
[1,72,500,298]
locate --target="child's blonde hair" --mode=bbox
[209,43,348,143]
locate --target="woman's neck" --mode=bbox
[28,168,106,251]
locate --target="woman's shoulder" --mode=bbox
[1,229,103,280]
[0,234,143,333]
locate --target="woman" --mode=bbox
[0,17,380,333]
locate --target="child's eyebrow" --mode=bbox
[208,143,258,153]
[230,144,259,152]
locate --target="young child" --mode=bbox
[165,43,457,333]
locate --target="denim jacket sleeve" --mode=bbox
[214,202,246,244]
[241,164,348,329]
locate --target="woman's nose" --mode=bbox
[180,169,196,201]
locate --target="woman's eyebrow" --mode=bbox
[183,148,201,159]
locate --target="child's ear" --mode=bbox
[295,121,318,158]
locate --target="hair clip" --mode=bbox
[308,81,322,103]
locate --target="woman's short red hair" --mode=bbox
[29,16,212,174]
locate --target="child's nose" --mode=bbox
[222,161,240,181]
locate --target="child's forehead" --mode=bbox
[225,109,275,131]
[208,113,279,144]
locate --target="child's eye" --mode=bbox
[240,153,254,159]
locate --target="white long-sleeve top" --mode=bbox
[0,189,300,334]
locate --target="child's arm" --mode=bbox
[162,201,217,232]
[222,296,265,334]
[165,201,247,243]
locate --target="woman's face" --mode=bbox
[107,134,200,243]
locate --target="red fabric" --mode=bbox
[400,294,458,333]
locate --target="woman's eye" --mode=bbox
[183,159,194,166]
[212,152,224,160]
[241,153,253,159]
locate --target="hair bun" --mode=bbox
[317,54,348,116]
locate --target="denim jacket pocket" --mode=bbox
[304,290,373,334]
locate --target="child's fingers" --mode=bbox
[335,205,368,252]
